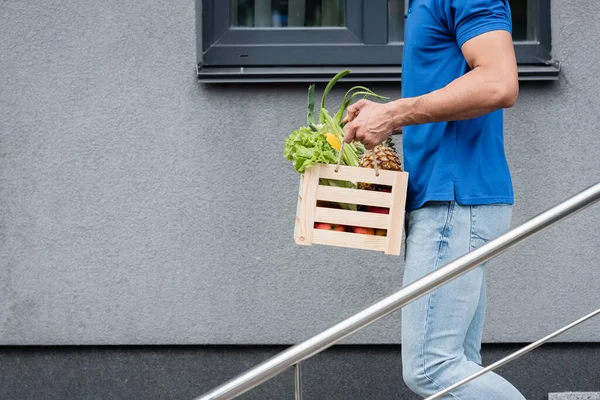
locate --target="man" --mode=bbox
[343,0,525,398]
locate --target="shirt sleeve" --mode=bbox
[446,0,513,48]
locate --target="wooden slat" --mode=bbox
[294,167,320,246]
[314,207,390,229]
[316,185,392,208]
[313,229,387,252]
[293,174,305,244]
[385,172,409,256]
[294,163,409,256]
[318,164,396,185]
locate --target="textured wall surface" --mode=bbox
[0,0,599,345]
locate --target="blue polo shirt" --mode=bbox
[401,0,515,211]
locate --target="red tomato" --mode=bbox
[367,206,390,214]
[314,222,334,230]
[352,226,375,235]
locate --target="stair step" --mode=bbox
[549,394,600,400]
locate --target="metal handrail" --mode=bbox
[194,182,600,400]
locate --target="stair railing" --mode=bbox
[194,182,600,400]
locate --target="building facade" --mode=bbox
[1,0,599,398]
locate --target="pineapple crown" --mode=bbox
[381,137,396,152]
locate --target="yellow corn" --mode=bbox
[325,133,341,151]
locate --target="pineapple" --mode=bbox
[357,138,402,191]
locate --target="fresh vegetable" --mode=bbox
[317,69,388,126]
[352,226,375,235]
[314,222,334,230]
[286,68,387,174]
[325,133,341,151]
[320,108,363,168]
[314,223,349,232]
[367,206,390,215]
[307,84,316,125]
[335,85,388,125]
[318,69,350,125]
[284,126,338,174]
[284,69,389,212]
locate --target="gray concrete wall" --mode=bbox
[1,0,598,345]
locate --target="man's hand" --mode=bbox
[342,100,396,149]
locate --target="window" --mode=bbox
[232,0,346,27]
[197,0,558,82]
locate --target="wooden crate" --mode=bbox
[294,164,409,256]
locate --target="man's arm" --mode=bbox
[343,30,519,148]
[391,29,519,125]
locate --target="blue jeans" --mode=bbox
[401,201,525,399]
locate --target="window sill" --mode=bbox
[197,64,560,84]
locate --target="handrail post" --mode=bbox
[294,363,303,400]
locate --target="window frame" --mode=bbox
[197,0,559,82]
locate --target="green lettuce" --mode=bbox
[284,125,357,210]
[284,126,338,174]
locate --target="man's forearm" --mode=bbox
[387,66,518,130]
